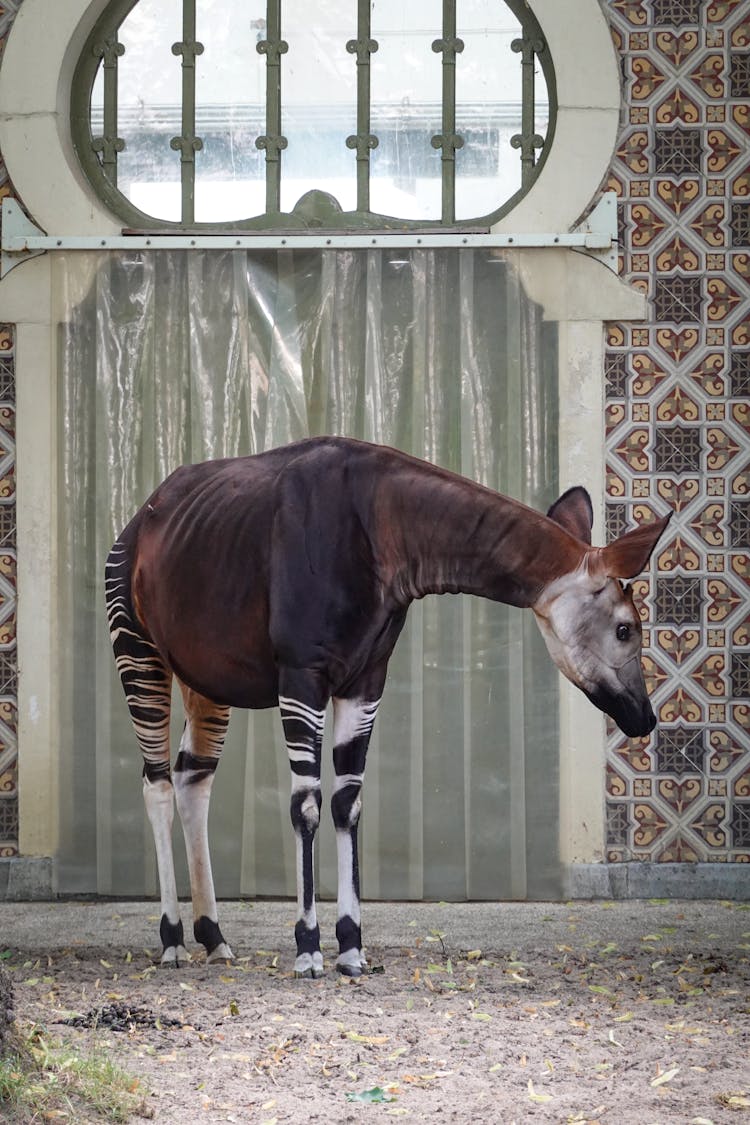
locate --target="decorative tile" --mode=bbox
[654,574,704,624]
[653,275,704,321]
[729,52,750,96]
[729,202,750,241]
[651,0,702,29]
[653,126,703,174]
[654,726,706,773]
[653,424,702,472]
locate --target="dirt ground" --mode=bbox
[1,899,749,1124]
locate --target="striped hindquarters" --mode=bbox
[105,538,173,781]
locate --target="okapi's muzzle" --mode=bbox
[583,656,657,738]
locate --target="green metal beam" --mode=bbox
[170,0,204,225]
[256,0,288,215]
[431,0,464,225]
[346,0,378,213]
[511,30,545,185]
[91,35,125,187]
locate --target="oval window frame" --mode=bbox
[69,0,557,231]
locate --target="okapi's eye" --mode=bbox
[616,623,631,642]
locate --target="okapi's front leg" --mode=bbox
[279,684,326,978]
[173,685,233,963]
[331,696,380,976]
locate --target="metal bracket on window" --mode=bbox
[1,193,619,279]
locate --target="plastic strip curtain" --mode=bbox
[56,248,560,900]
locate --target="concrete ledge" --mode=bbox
[2,858,749,902]
[566,862,750,901]
[0,857,56,901]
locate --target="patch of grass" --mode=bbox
[0,1022,151,1122]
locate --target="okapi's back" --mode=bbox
[106,438,404,707]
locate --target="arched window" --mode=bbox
[70,0,555,230]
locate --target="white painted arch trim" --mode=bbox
[0,0,622,238]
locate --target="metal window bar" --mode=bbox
[511,27,545,185]
[346,0,378,213]
[431,0,464,225]
[91,34,124,188]
[170,0,204,226]
[256,0,288,215]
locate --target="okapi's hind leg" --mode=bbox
[105,543,185,967]
[173,683,233,964]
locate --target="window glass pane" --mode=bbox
[370,0,443,221]
[281,0,357,214]
[194,0,266,222]
[117,0,183,222]
[456,3,522,219]
[455,3,549,220]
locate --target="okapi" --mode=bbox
[106,435,670,976]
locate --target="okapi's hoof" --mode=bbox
[336,950,368,977]
[160,944,190,968]
[194,916,233,964]
[159,916,188,967]
[294,951,324,978]
[206,942,235,965]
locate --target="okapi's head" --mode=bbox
[532,488,671,738]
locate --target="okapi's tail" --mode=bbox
[105,529,173,781]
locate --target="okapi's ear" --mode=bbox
[597,512,672,579]
[546,486,594,545]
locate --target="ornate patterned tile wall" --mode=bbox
[0,322,15,859]
[0,2,19,858]
[604,0,750,863]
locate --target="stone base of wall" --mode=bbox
[566,863,750,901]
[2,857,749,902]
[0,857,55,901]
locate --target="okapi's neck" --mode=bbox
[378,469,584,609]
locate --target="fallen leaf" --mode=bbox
[345,1032,389,1045]
[716,1093,750,1109]
[651,1066,680,1088]
[527,1080,553,1104]
[346,1087,396,1104]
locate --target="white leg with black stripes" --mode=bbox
[279,694,326,978]
[331,697,380,976]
